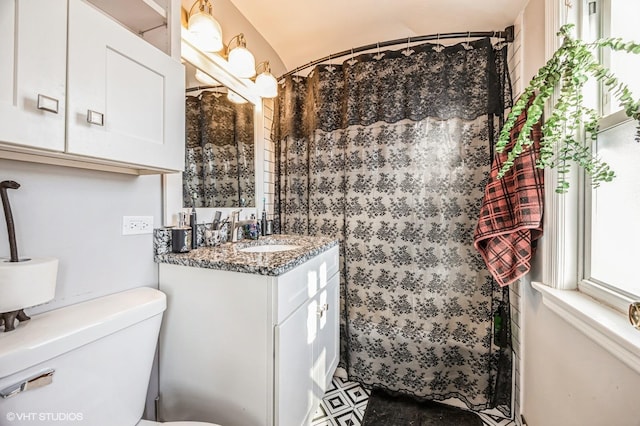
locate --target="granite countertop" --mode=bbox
[154,234,339,276]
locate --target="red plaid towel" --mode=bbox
[474,98,544,286]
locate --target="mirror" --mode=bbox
[163,29,263,226]
[183,87,255,208]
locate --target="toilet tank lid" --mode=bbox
[0,287,166,379]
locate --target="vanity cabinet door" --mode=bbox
[275,298,315,426]
[66,0,184,171]
[0,0,66,151]
[314,272,340,391]
[275,262,340,426]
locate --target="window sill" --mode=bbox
[532,281,640,374]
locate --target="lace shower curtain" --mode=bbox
[274,38,513,414]
[184,91,254,207]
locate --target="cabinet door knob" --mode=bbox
[87,110,104,126]
[37,94,59,114]
[317,303,329,318]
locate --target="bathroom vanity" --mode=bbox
[156,235,339,426]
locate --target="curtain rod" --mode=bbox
[278,25,515,81]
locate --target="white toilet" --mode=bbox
[0,287,220,426]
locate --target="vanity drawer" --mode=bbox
[275,246,339,324]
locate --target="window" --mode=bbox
[579,0,640,312]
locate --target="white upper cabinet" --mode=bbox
[0,0,67,152]
[0,0,184,174]
[66,0,184,171]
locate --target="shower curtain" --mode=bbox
[274,38,513,414]
[184,91,254,208]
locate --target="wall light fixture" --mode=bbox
[187,0,223,52]
[227,33,256,79]
[254,61,278,98]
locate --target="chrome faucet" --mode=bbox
[230,209,242,242]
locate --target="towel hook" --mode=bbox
[563,0,573,23]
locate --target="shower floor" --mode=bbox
[312,376,517,426]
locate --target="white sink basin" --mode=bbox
[239,244,302,253]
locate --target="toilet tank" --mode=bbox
[0,287,166,426]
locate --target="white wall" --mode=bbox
[520,1,640,424]
[0,160,162,417]
[522,277,640,426]
[0,159,161,313]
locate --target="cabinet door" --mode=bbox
[314,272,340,391]
[66,0,184,171]
[0,0,66,151]
[275,298,315,426]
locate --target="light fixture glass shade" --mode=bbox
[255,71,278,98]
[228,46,256,78]
[188,11,223,52]
[227,90,248,104]
[195,69,219,86]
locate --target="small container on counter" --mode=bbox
[171,227,192,253]
[243,222,260,240]
[203,224,222,247]
[172,212,192,253]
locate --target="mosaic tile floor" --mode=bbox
[312,376,517,426]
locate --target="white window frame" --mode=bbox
[532,0,640,375]
[579,112,639,313]
[577,0,639,314]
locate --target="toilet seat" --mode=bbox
[137,420,221,426]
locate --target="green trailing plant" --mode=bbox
[496,24,640,193]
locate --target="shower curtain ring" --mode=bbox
[435,33,444,52]
[375,41,383,60]
[404,36,413,56]
[348,47,357,65]
[327,52,336,72]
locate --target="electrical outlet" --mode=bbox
[122,216,153,235]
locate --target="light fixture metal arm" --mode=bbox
[188,0,211,17]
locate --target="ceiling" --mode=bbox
[228,0,530,72]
